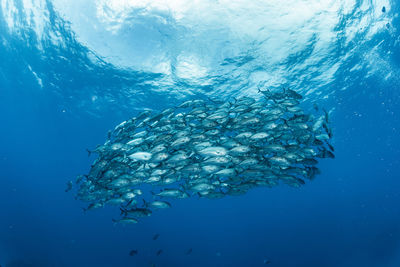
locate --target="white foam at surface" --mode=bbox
[0,0,395,105]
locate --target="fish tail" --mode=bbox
[323,108,329,123]
[179,184,187,191]
[125,199,133,207]
[282,118,289,128]
[120,208,127,216]
[86,149,92,157]
[208,97,216,103]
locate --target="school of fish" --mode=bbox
[74,88,335,224]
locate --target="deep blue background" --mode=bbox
[1,1,399,266]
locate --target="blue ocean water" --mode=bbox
[0,1,399,266]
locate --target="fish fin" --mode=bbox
[179,184,187,191]
[323,108,329,123]
[125,199,133,207]
[120,208,127,216]
[282,118,289,128]
[327,143,335,152]
[86,149,92,157]
[208,97,217,104]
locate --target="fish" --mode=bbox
[112,217,138,224]
[151,144,167,153]
[190,183,215,192]
[109,178,130,188]
[129,250,138,256]
[75,89,334,225]
[123,192,136,200]
[214,168,236,177]
[156,249,163,256]
[155,189,188,198]
[171,137,191,148]
[121,208,152,218]
[269,156,290,167]
[153,234,160,240]
[144,176,161,183]
[285,88,302,99]
[127,138,144,146]
[105,198,125,205]
[82,203,103,213]
[193,142,213,151]
[250,132,269,140]
[263,259,271,264]
[229,146,251,155]
[198,147,228,157]
[147,200,171,209]
[128,152,152,161]
[203,156,231,165]
[167,152,191,163]
[235,132,253,139]
[201,165,220,174]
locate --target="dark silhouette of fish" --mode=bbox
[129,250,138,256]
[185,248,192,255]
[156,249,163,256]
[153,233,160,240]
